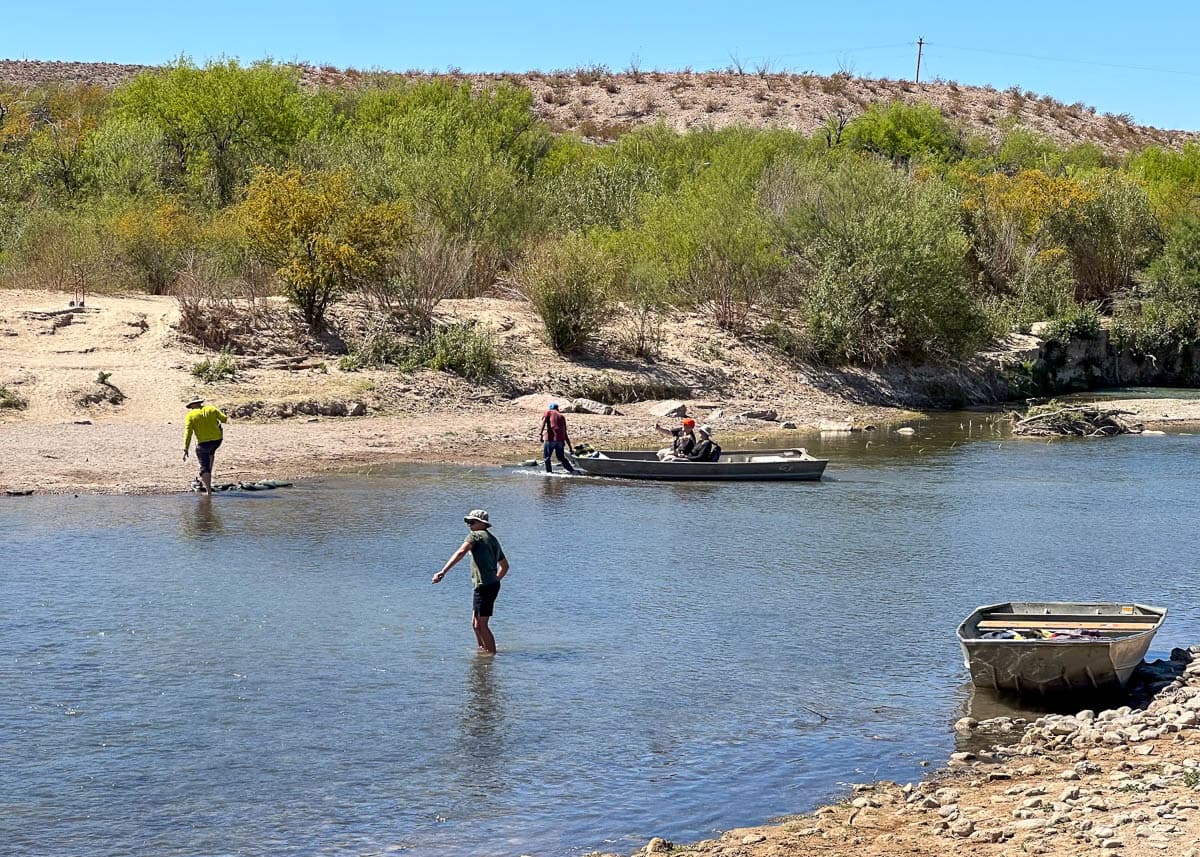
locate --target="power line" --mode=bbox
[927,42,1200,79]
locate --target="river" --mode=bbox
[4,415,1199,856]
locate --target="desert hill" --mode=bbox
[1,58,1194,153]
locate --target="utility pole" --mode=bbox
[915,37,924,84]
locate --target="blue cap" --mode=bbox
[548,402,559,410]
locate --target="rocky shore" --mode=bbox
[616,648,1200,857]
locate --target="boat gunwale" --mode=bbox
[956,601,1167,644]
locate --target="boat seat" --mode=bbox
[975,620,1158,631]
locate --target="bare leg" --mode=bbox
[474,615,497,654]
[200,467,214,495]
[472,614,487,650]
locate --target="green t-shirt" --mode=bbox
[466,530,506,587]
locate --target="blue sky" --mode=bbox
[5,1,1199,129]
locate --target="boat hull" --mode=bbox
[956,602,1166,696]
[567,448,828,482]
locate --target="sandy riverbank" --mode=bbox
[614,650,1200,857]
[0,288,915,494]
[4,288,1200,494]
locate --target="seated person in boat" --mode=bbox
[685,425,722,462]
[654,418,696,460]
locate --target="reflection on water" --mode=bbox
[458,656,506,793]
[181,495,225,538]
[5,419,1200,857]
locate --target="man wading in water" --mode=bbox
[432,509,509,654]
[183,397,229,495]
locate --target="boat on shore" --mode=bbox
[957,601,1167,696]
[566,448,828,481]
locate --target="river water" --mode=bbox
[4,415,1200,856]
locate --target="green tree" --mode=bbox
[842,102,965,164]
[114,58,324,205]
[765,155,987,365]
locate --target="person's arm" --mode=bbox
[686,440,710,462]
[432,540,472,583]
[563,422,573,452]
[215,409,228,424]
[497,556,510,580]
[539,413,548,442]
[653,422,675,437]
[183,416,194,459]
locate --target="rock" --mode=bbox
[950,819,974,837]
[738,408,778,421]
[954,717,979,732]
[648,400,687,418]
[645,837,671,854]
[1011,818,1048,830]
[969,829,1003,843]
[896,426,916,435]
[1101,840,1124,849]
[570,397,617,416]
[347,401,367,417]
[72,419,92,425]
[740,833,766,845]
[818,419,853,432]
[781,421,798,430]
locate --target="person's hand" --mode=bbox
[497,569,507,580]
[182,449,189,460]
[431,571,445,584]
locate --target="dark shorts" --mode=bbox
[473,581,501,617]
[196,438,222,474]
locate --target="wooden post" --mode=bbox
[915,37,924,84]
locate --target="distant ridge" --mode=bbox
[1,59,1194,153]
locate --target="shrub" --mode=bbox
[401,323,499,382]
[1110,214,1200,357]
[172,250,265,351]
[1042,302,1102,343]
[344,323,408,368]
[238,167,411,331]
[515,237,613,353]
[110,197,199,294]
[842,102,965,164]
[3,207,114,293]
[191,351,239,383]
[358,222,473,333]
[764,155,987,365]
[688,243,782,333]
[0,384,28,410]
[1048,171,1161,305]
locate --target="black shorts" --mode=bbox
[196,438,222,474]
[472,581,501,617]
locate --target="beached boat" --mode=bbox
[567,448,828,481]
[957,602,1167,696]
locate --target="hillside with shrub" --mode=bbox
[2,57,1200,383]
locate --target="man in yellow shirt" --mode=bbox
[183,397,229,494]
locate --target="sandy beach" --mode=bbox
[0,288,914,494]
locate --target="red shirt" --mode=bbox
[542,410,568,442]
